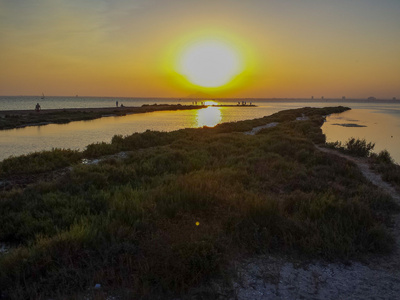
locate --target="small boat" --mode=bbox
[41,93,45,99]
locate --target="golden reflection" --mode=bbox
[204,100,219,106]
[322,109,400,164]
[196,106,222,127]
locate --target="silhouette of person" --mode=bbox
[116,101,118,107]
[35,103,41,112]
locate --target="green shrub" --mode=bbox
[326,138,376,158]
[84,142,116,158]
[376,149,394,164]
[0,148,81,177]
[369,150,400,190]
[326,140,343,150]
[344,138,375,157]
[1,106,397,299]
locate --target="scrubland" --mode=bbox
[1,106,399,299]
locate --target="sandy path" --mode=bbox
[244,122,278,135]
[220,144,400,300]
[316,146,400,202]
[316,146,400,268]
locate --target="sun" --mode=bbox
[178,40,242,88]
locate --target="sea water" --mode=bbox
[0,97,399,163]
[0,96,161,110]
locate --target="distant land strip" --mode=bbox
[0,104,208,130]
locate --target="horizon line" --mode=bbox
[0,95,398,101]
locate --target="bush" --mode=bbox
[0,148,82,177]
[326,138,376,158]
[376,149,394,164]
[1,106,397,299]
[369,150,400,190]
[344,138,375,157]
[326,140,343,150]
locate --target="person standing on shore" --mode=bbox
[35,103,41,112]
[116,100,119,107]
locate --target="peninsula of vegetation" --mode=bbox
[1,106,400,299]
[0,104,206,130]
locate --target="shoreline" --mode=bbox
[0,104,205,116]
[0,104,206,130]
[0,104,257,130]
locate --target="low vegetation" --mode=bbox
[0,149,82,177]
[369,151,400,192]
[326,137,375,157]
[326,137,400,191]
[1,106,399,299]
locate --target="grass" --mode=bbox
[0,148,82,178]
[369,150,400,192]
[1,106,399,299]
[326,137,400,191]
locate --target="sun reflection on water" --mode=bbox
[196,106,222,127]
[203,100,220,106]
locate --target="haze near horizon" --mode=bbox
[1,0,399,99]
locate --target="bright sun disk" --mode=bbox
[178,40,242,88]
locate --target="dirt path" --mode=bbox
[316,146,400,202]
[218,145,400,300]
[244,122,278,135]
[316,146,400,269]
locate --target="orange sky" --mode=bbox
[1,0,399,99]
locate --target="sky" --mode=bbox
[0,0,399,99]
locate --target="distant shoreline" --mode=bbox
[0,104,257,116]
[0,104,258,130]
[0,104,199,116]
[0,104,206,130]
[0,96,398,102]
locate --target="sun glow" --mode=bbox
[177,39,243,88]
[162,30,257,95]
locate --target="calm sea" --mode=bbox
[0,96,399,164]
